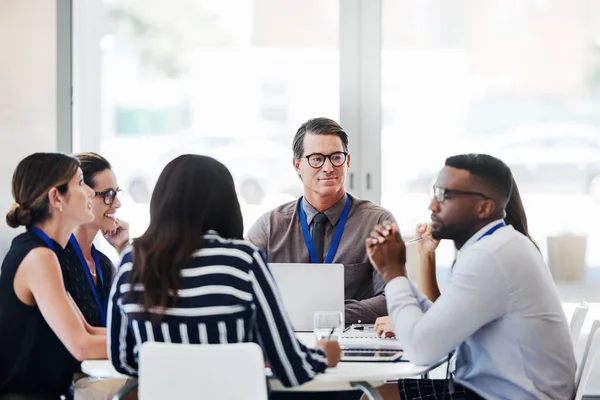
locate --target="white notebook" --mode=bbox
[340,324,403,361]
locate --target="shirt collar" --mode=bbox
[302,193,349,226]
[204,229,221,238]
[461,218,505,251]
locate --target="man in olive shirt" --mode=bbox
[246,117,396,324]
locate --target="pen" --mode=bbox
[327,327,336,340]
[404,237,424,245]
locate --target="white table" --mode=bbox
[82,333,445,400]
[267,360,443,396]
[266,333,444,397]
[80,359,128,379]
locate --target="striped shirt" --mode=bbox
[107,231,328,387]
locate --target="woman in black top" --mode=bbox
[60,153,129,400]
[0,153,107,399]
[62,153,129,328]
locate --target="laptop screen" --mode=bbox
[268,263,345,332]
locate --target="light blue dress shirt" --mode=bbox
[386,220,576,399]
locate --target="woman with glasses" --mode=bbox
[61,152,129,400]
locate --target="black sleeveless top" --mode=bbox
[0,231,74,398]
[61,241,113,328]
[61,241,114,375]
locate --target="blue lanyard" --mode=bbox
[299,195,351,263]
[477,221,506,242]
[452,221,506,272]
[69,234,106,327]
[30,227,57,253]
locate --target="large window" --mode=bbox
[74,0,339,242]
[74,0,599,303]
[0,0,61,259]
[381,0,600,300]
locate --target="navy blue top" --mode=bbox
[108,231,328,388]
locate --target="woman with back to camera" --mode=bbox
[61,153,129,399]
[0,153,107,400]
[107,154,340,396]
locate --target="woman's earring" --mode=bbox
[59,205,63,213]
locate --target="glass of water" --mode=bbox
[314,311,344,341]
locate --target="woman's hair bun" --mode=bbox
[6,203,32,228]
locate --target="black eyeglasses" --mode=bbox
[305,152,348,168]
[95,188,122,205]
[430,186,491,203]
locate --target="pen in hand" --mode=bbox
[404,237,424,245]
[381,224,423,245]
[327,327,336,340]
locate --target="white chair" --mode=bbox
[574,319,600,400]
[138,342,268,400]
[570,301,590,348]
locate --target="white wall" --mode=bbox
[0,1,57,257]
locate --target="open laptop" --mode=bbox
[268,263,344,332]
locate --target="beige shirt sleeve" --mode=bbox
[245,197,398,324]
[344,210,396,323]
[245,213,269,253]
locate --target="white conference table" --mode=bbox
[81,333,444,400]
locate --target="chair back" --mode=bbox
[570,302,589,348]
[139,342,268,400]
[574,319,600,400]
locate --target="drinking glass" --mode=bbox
[314,311,344,341]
